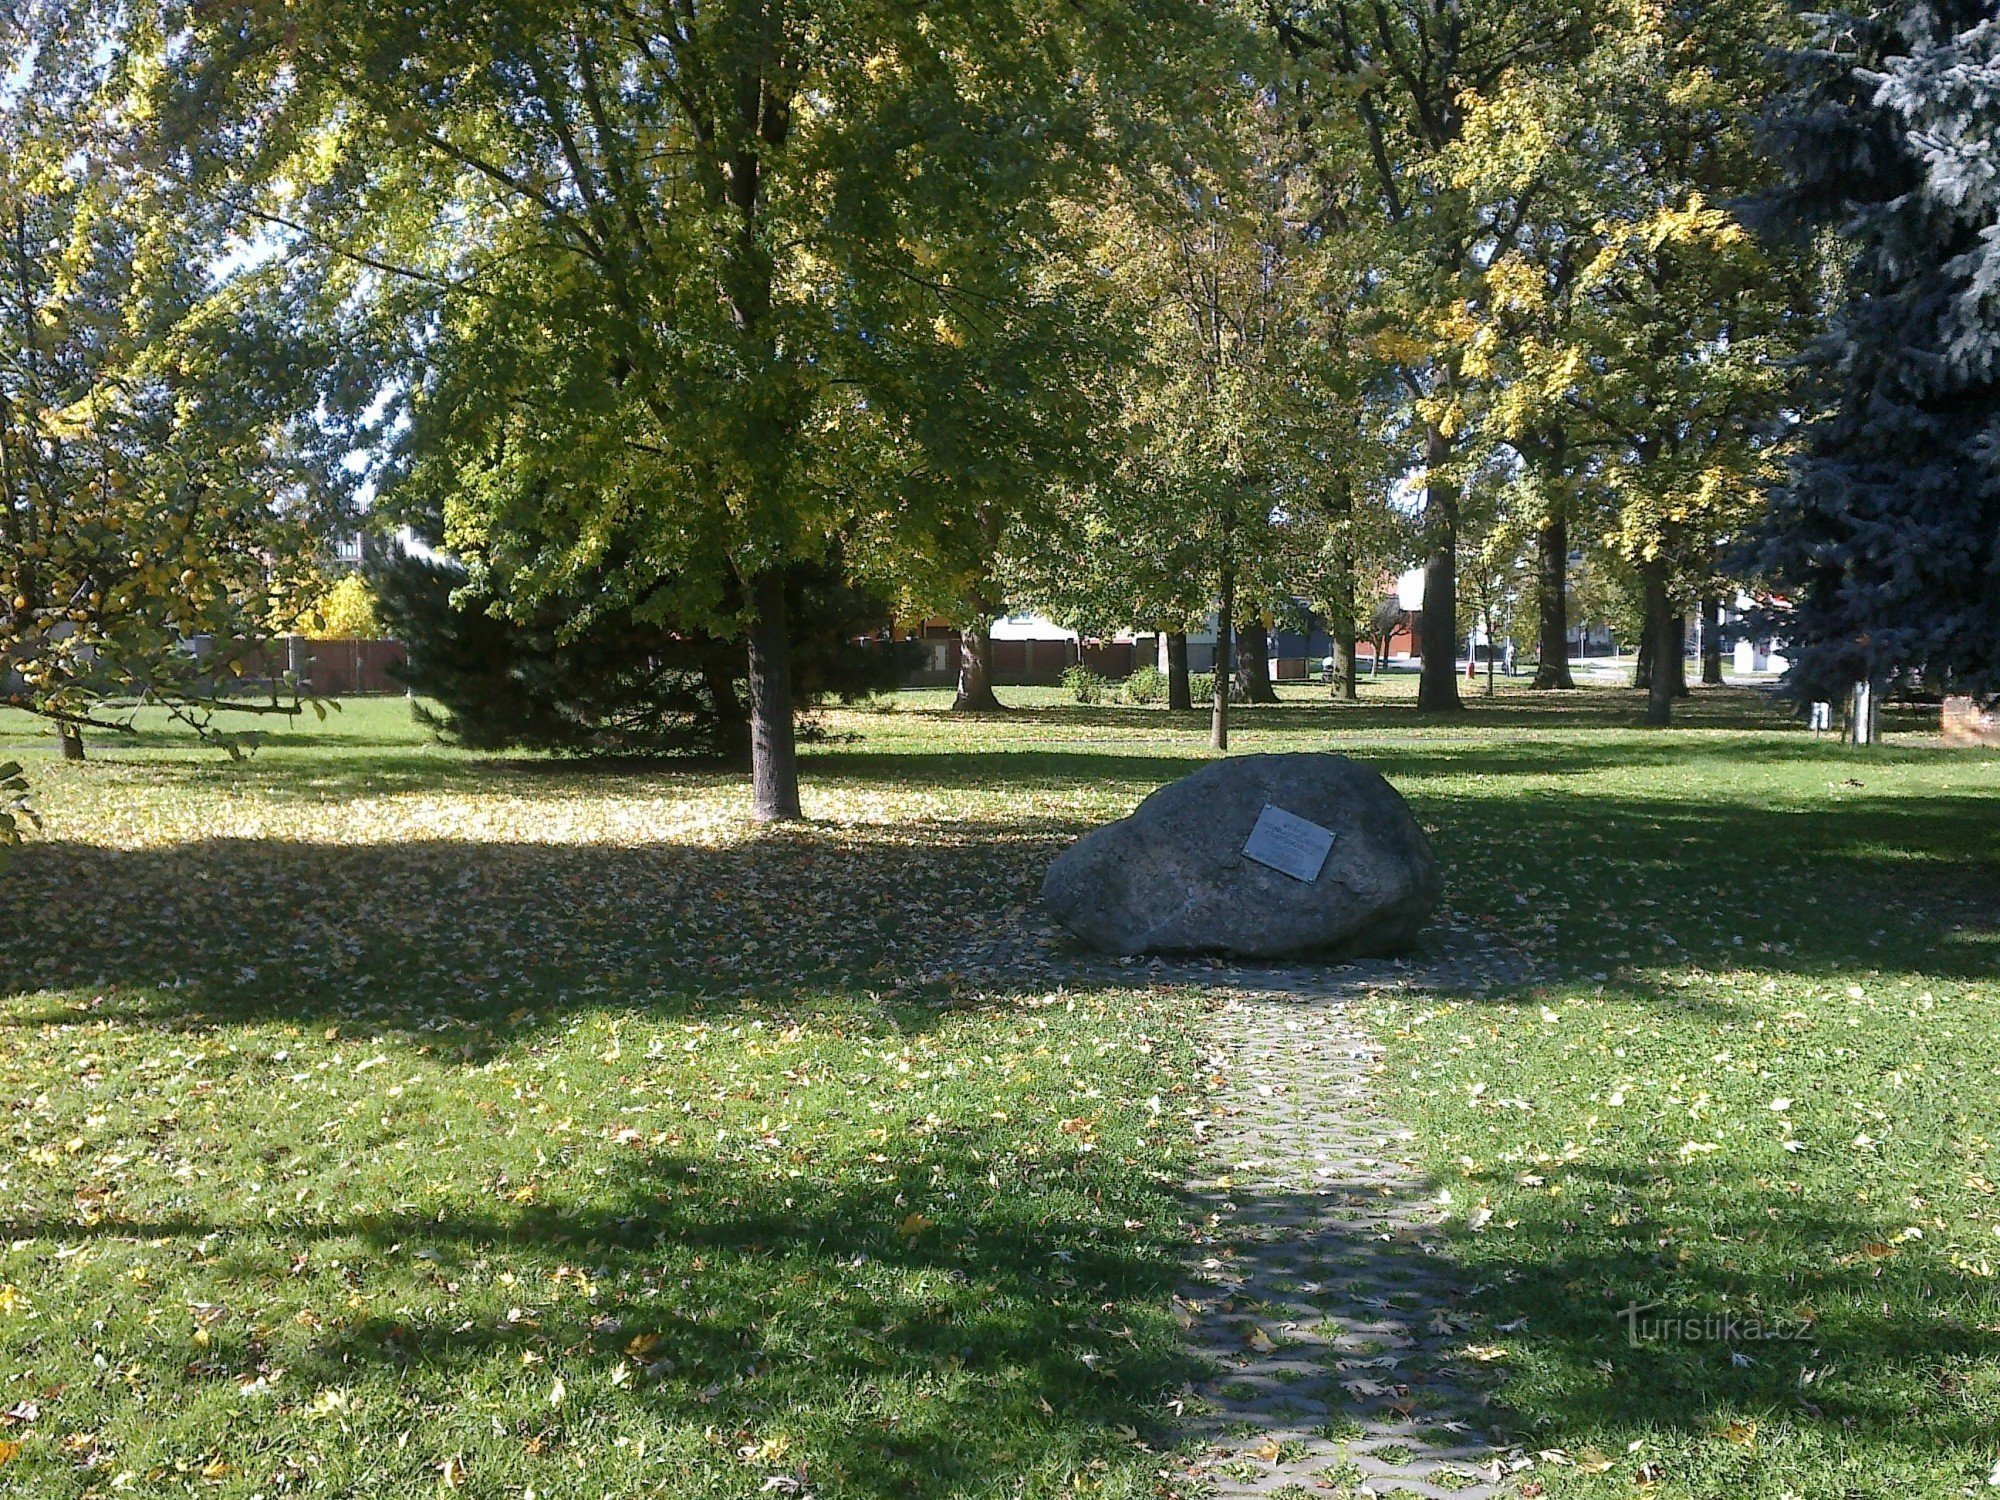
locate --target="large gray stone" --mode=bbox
[1040,753,1439,958]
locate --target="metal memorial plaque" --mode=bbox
[1241,804,1336,883]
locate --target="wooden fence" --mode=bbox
[902,636,1136,688]
[228,637,408,696]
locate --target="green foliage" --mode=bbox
[374,550,911,760]
[1122,663,1169,705]
[0,2,337,750]
[1750,4,2000,700]
[166,0,1231,806]
[1188,671,1216,703]
[1014,56,1396,653]
[1058,663,1111,705]
[1428,0,1810,717]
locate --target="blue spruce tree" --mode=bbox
[1751,4,2000,699]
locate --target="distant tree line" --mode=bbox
[2,0,1991,791]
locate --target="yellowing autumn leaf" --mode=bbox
[896,1212,934,1238]
[0,1441,19,1465]
[742,1434,792,1463]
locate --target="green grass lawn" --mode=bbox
[0,682,1995,1498]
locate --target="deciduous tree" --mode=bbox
[174,0,1218,815]
[1451,0,1805,724]
[1,2,333,758]
[1269,0,1605,712]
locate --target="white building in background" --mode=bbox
[1733,640,1790,674]
[1728,591,1790,675]
[990,613,1077,643]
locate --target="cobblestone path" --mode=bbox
[1173,985,1519,1499]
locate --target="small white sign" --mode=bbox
[1242,804,1336,883]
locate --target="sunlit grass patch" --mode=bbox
[0,682,1994,1496]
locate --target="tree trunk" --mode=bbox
[1236,617,1278,704]
[952,617,1003,712]
[1532,513,1576,689]
[1641,562,1674,727]
[1849,679,1879,745]
[1668,614,1690,697]
[59,723,84,761]
[1416,423,1463,713]
[1634,628,1653,690]
[1211,564,1234,751]
[1166,631,1192,710]
[1332,630,1358,701]
[1327,575,1358,702]
[745,567,802,821]
[1700,596,1724,685]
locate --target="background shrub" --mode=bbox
[1060,663,1110,704]
[1122,663,1168,705]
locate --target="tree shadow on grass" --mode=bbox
[0,817,1086,1053]
[1480,1201,2000,1464]
[0,772,1993,1053]
[4,1136,1196,1494]
[1424,780,2000,987]
[1200,1158,2000,1491]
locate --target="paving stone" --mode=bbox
[1162,961,1525,1499]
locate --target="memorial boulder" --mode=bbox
[1040,753,1439,958]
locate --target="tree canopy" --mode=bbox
[2,0,337,756]
[0,0,1976,791]
[1750,3,2000,702]
[161,0,1231,810]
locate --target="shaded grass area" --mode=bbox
[4,988,1200,1499]
[1340,703,2000,1495]
[0,682,1994,1497]
[0,698,1216,1499]
[1374,966,2000,1496]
